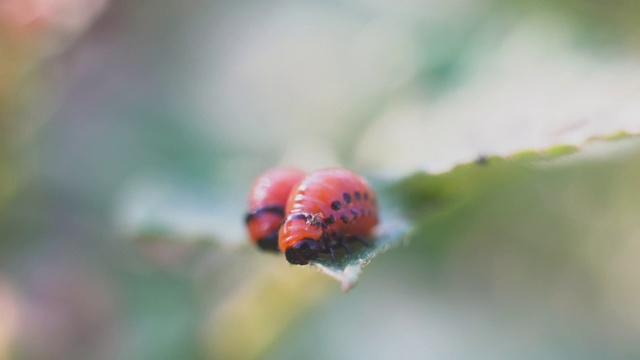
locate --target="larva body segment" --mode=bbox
[279,168,378,265]
[245,167,306,251]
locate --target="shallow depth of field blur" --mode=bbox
[2,0,640,359]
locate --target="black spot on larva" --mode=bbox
[331,201,341,210]
[354,191,361,200]
[351,209,359,219]
[364,192,369,201]
[343,193,351,204]
[326,215,335,224]
[341,214,350,224]
[321,222,328,228]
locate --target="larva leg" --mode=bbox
[328,246,336,263]
[348,235,371,247]
[333,232,351,257]
[322,236,337,262]
[341,242,351,257]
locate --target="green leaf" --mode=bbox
[310,217,410,292]
[122,135,640,290]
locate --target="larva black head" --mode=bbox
[285,239,320,265]
[256,231,280,252]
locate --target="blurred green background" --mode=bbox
[2,0,640,359]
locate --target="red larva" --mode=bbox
[279,168,379,265]
[245,167,306,251]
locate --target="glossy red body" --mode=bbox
[278,168,378,252]
[245,167,306,251]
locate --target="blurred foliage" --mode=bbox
[2,0,640,359]
[390,160,529,217]
[507,0,640,48]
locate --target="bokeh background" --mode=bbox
[2,0,640,359]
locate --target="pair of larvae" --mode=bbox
[245,167,379,265]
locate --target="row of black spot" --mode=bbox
[321,208,376,228]
[330,191,371,211]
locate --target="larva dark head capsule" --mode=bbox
[284,238,320,265]
[245,167,306,251]
[254,229,279,251]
